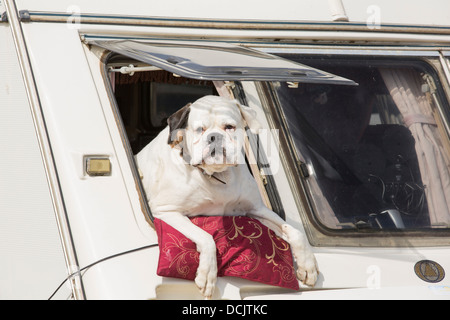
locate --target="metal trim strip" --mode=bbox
[21,11,450,35]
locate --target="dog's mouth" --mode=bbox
[202,145,228,165]
[189,131,242,170]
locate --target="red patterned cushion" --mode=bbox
[154,216,299,290]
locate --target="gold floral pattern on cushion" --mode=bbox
[155,216,299,290]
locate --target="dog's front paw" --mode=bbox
[296,250,319,287]
[195,246,218,299]
[282,225,319,287]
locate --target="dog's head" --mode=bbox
[167,95,261,174]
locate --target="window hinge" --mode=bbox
[259,168,268,186]
[422,73,437,94]
[298,161,310,179]
[109,64,161,76]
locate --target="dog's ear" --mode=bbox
[167,103,192,147]
[237,103,261,134]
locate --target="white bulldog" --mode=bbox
[137,95,318,298]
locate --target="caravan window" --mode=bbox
[268,57,450,234]
[97,39,356,224]
[98,40,450,245]
[108,60,287,219]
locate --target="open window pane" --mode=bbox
[89,38,356,85]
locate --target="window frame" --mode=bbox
[101,51,155,227]
[255,51,450,247]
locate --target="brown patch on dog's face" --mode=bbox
[167,103,191,148]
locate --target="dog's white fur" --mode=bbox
[137,96,318,298]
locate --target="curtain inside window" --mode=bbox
[379,68,450,227]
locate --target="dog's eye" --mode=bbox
[195,127,205,134]
[224,125,236,131]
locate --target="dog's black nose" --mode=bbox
[207,132,223,145]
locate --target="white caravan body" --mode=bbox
[1,0,449,299]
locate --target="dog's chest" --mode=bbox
[182,169,255,216]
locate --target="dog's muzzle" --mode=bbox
[203,132,227,163]
[207,132,224,156]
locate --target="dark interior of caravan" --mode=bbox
[113,69,218,154]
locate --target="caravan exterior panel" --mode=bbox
[0,15,69,300]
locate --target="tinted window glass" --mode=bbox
[274,59,450,231]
